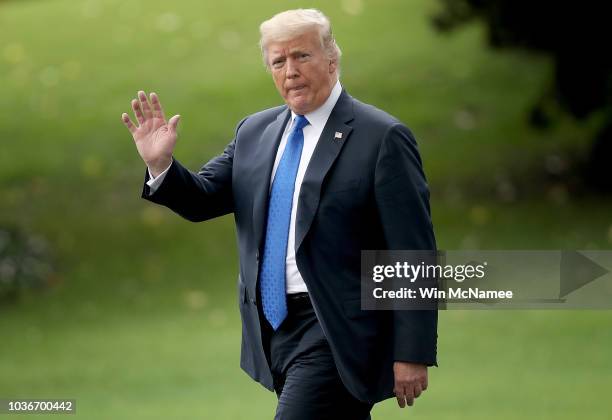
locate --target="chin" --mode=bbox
[288,101,310,115]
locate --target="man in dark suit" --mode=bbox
[122,8,437,419]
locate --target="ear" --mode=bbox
[329,58,338,74]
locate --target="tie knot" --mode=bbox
[293,115,309,131]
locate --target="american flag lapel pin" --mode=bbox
[334,131,343,140]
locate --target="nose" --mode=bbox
[285,58,299,79]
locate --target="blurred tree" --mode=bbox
[433,0,612,190]
[0,226,55,304]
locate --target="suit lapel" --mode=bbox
[252,107,291,253]
[295,90,354,253]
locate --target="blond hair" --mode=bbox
[259,9,342,69]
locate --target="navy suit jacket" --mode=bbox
[142,89,438,404]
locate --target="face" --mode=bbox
[266,30,338,115]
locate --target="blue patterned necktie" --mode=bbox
[260,114,310,330]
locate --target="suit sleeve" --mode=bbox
[374,123,438,366]
[140,117,247,222]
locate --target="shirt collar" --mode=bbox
[289,79,342,130]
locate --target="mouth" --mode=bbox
[287,85,306,93]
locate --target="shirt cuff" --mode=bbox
[146,158,173,193]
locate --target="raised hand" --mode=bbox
[122,91,180,176]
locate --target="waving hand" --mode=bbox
[122,90,180,176]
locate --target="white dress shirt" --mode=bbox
[147,80,343,294]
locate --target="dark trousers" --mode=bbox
[259,293,373,420]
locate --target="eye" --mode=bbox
[299,53,310,60]
[272,58,285,69]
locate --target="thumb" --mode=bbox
[168,114,181,133]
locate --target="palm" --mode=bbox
[122,91,180,171]
[133,116,175,162]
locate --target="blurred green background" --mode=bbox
[1,0,611,419]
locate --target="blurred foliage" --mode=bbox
[0,226,55,303]
[432,0,611,119]
[433,0,612,189]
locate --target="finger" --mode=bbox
[131,99,145,125]
[413,383,423,399]
[138,90,153,119]
[150,92,166,120]
[121,113,137,134]
[405,385,415,407]
[396,382,415,407]
[395,386,406,408]
[168,114,181,132]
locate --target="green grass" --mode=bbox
[1,0,611,418]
